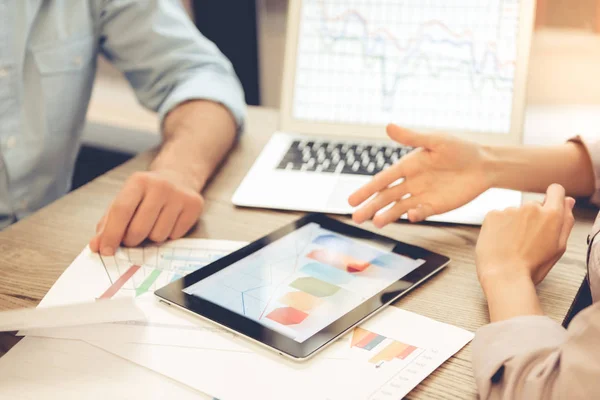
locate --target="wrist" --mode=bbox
[478,264,533,295]
[479,269,543,322]
[480,145,505,190]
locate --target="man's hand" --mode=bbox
[89,170,204,256]
[476,184,575,287]
[349,124,493,227]
[89,100,238,256]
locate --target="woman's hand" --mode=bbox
[476,184,575,287]
[349,124,493,227]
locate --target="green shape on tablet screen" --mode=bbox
[290,277,340,298]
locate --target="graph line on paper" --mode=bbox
[99,241,239,299]
[293,0,522,134]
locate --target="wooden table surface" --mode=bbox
[0,106,593,399]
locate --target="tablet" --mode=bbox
[155,213,449,361]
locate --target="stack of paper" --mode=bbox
[0,239,474,399]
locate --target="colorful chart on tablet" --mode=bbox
[183,223,425,342]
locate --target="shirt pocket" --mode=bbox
[33,36,96,75]
[31,36,97,139]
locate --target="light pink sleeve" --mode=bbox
[569,136,600,206]
[569,136,600,300]
[471,303,600,400]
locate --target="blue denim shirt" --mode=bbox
[0,0,246,229]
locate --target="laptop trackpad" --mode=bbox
[325,176,370,213]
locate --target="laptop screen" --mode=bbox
[291,0,523,135]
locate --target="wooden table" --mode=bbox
[0,106,593,399]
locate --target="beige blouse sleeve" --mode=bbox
[570,136,600,300]
[470,136,600,399]
[471,304,600,399]
[569,136,600,206]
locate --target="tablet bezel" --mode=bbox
[155,213,449,360]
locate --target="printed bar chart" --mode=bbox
[350,327,420,366]
[99,265,141,299]
[136,269,163,297]
[100,240,237,299]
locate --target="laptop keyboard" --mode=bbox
[276,140,413,176]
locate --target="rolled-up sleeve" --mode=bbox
[471,304,600,399]
[94,0,246,131]
[569,136,600,206]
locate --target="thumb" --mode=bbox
[386,124,434,149]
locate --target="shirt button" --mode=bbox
[5,136,16,149]
[0,68,7,78]
[19,199,28,209]
[72,56,83,67]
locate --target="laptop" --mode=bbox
[233,0,536,225]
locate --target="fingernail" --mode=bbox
[100,246,114,256]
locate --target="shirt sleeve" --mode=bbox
[568,136,600,206]
[471,302,600,400]
[93,0,246,132]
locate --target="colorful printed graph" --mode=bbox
[351,327,418,365]
[99,243,232,299]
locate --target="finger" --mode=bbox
[348,164,405,207]
[89,234,100,253]
[96,214,107,234]
[122,188,168,247]
[407,204,436,222]
[148,202,184,243]
[352,181,410,224]
[89,213,108,252]
[543,184,566,211]
[372,196,424,228]
[386,124,435,149]
[97,186,144,256]
[558,197,576,250]
[169,196,204,239]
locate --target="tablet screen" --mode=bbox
[183,222,425,343]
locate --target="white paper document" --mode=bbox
[17,238,473,399]
[21,239,246,342]
[35,239,246,308]
[0,337,208,400]
[91,306,474,400]
[0,297,143,332]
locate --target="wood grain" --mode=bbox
[0,107,592,399]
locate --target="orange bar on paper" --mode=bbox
[369,341,409,364]
[351,327,372,347]
[397,345,418,360]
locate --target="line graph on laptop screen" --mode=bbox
[293,0,521,134]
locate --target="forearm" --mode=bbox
[482,141,595,197]
[153,100,237,192]
[480,273,543,322]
